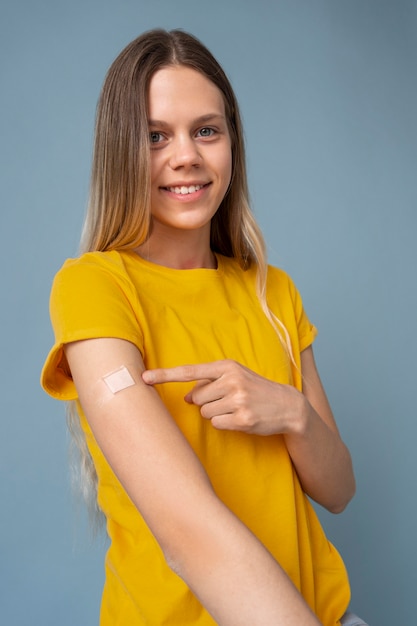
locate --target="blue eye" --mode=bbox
[150,132,162,143]
[198,127,215,137]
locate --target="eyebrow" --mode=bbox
[148,113,226,128]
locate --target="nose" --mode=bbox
[169,135,202,170]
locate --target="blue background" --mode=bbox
[1,1,416,624]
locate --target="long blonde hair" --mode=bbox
[68,29,293,523]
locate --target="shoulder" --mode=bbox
[266,264,317,349]
[218,256,299,301]
[266,264,296,291]
[54,250,131,285]
[266,263,314,322]
[43,251,144,399]
[49,250,142,335]
[51,250,139,303]
[267,264,305,306]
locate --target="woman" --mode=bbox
[41,29,366,625]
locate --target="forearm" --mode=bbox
[109,390,320,624]
[284,395,355,513]
[285,346,356,513]
[142,353,356,513]
[166,493,321,626]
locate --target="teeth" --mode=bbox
[168,184,203,195]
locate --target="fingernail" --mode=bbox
[142,371,155,384]
[184,392,192,403]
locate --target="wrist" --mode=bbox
[286,391,311,437]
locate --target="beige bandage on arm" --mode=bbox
[102,366,136,394]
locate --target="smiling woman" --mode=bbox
[41,28,364,626]
[140,65,232,267]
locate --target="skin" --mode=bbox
[66,337,321,625]
[137,65,232,269]
[65,65,355,624]
[143,349,355,514]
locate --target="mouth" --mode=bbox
[163,183,209,195]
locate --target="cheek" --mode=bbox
[225,156,233,191]
[150,156,161,184]
[218,147,233,188]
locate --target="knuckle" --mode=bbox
[191,390,202,407]
[182,364,195,380]
[211,415,225,430]
[236,408,255,431]
[234,388,249,407]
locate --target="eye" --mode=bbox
[149,131,163,144]
[197,127,215,138]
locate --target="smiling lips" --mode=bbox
[165,183,207,195]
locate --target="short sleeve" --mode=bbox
[266,266,318,356]
[287,275,318,353]
[40,253,144,401]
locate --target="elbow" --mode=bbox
[328,500,349,515]
[327,479,356,515]
[324,495,351,515]
[158,499,228,583]
[161,535,208,588]
[157,525,204,583]
[163,549,186,579]
[327,452,357,514]
[156,530,190,580]
[157,538,191,584]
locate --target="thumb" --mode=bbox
[184,379,212,405]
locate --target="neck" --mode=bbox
[135,228,216,270]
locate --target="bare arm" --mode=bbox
[65,337,321,626]
[143,346,355,513]
[285,346,356,513]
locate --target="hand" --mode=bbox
[142,359,306,436]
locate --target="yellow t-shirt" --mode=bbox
[41,250,350,625]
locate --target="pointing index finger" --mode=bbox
[142,362,225,385]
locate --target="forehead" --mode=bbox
[147,65,226,119]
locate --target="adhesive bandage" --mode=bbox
[102,366,136,394]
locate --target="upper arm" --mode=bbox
[64,337,214,552]
[300,345,340,435]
